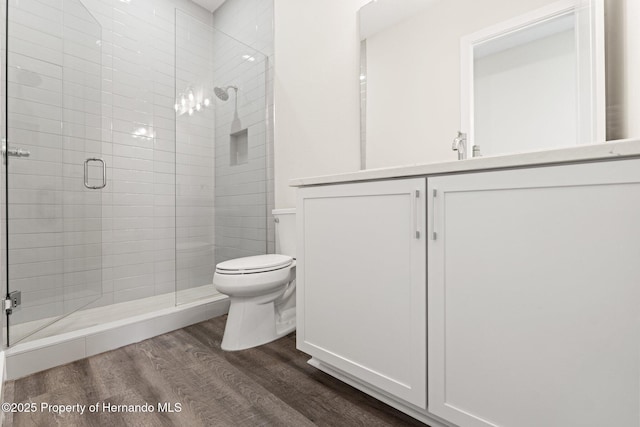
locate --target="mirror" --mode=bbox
[358,0,619,168]
[461,0,605,157]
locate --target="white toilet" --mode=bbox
[213,209,296,351]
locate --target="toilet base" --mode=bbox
[276,307,296,336]
[221,299,296,351]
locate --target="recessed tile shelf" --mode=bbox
[230,129,249,166]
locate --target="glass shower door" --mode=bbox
[5,0,103,345]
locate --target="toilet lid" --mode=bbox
[216,254,293,274]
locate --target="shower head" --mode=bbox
[214,86,229,101]
[214,85,238,101]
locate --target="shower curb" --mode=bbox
[4,296,229,381]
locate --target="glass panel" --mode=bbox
[175,11,268,305]
[1,0,7,347]
[61,0,103,318]
[6,0,102,345]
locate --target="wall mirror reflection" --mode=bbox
[460,0,605,158]
[358,0,630,168]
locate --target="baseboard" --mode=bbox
[5,296,229,381]
[308,357,454,427]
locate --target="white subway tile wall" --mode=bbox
[211,33,268,263]
[212,0,274,259]
[175,11,216,295]
[6,0,274,333]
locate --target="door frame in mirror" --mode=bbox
[459,0,605,154]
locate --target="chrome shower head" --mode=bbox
[214,86,229,101]
[213,85,238,101]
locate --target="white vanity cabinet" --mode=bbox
[427,159,640,427]
[296,178,427,409]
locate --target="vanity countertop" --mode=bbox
[290,139,640,187]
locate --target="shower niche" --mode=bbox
[230,129,249,166]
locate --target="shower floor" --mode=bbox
[7,285,221,345]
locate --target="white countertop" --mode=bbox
[290,139,640,187]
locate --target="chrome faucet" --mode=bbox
[452,131,467,160]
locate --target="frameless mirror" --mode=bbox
[359,0,616,168]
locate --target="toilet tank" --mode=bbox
[273,208,296,257]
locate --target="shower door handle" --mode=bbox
[1,140,31,161]
[6,147,30,158]
[84,158,107,189]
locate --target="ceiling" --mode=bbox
[191,0,227,13]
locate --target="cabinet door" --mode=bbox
[427,159,640,427]
[298,178,427,408]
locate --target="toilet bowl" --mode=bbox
[213,209,296,351]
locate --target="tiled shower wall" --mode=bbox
[7,0,111,327]
[175,7,272,291]
[6,0,274,328]
[175,11,216,293]
[6,0,210,326]
[213,0,275,258]
[84,0,214,312]
[210,26,268,263]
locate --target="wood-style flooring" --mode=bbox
[4,315,428,426]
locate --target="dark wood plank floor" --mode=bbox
[4,315,428,426]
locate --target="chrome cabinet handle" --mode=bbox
[431,189,437,240]
[84,158,107,189]
[412,189,421,239]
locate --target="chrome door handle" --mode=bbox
[6,147,30,157]
[2,139,30,158]
[84,158,107,189]
[2,141,31,158]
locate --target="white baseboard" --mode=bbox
[308,357,454,427]
[5,296,229,381]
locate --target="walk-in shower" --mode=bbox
[1,0,272,349]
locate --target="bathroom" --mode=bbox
[2,0,640,425]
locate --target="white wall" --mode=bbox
[273,0,366,208]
